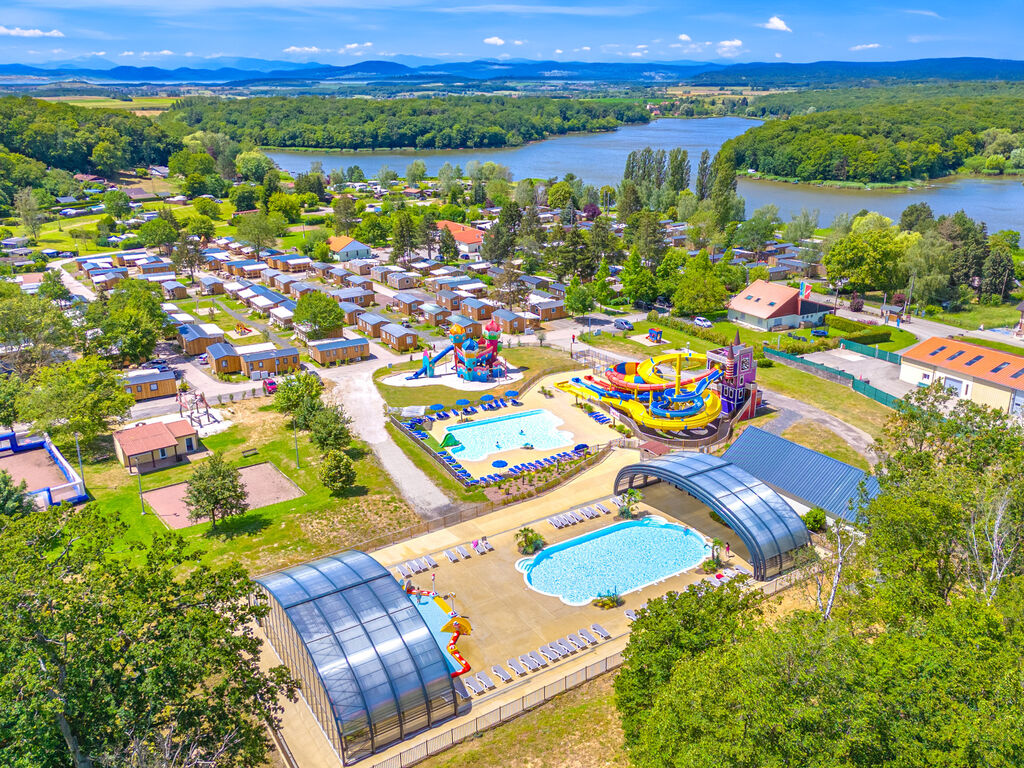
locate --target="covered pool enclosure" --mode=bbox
[255,551,466,765]
[613,451,810,581]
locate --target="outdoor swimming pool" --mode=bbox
[445,409,572,462]
[516,516,709,606]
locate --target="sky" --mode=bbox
[1,0,1022,67]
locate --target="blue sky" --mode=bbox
[1,0,1021,66]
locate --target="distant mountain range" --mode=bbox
[2,56,1024,87]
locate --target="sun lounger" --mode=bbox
[591,623,611,640]
[483,540,494,552]
[463,677,483,695]
[548,517,562,529]
[567,633,586,650]
[491,665,513,683]
[476,671,496,690]
[455,682,470,701]
[507,658,528,676]
[528,651,547,667]
[519,654,539,671]
[736,565,754,576]
[578,628,599,645]
[595,503,611,514]
[397,563,412,578]
[472,542,485,555]
[510,398,523,406]
[456,545,471,558]
[424,554,438,568]
[557,638,576,654]
[445,549,459,563]
[571,511,585,524]
[583,507,598,519]
[561,514,575,526]
[624,609,638,622]
[538,646,558,662]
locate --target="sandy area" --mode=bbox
[0,449,68,492]
[381,359,525,390]
[143,461,304,529]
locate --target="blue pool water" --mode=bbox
[445,408,572,462]
[516,516,709,606]
[408,592,461,674]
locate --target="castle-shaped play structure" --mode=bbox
[408,318,508,382]
[556,331,760,437]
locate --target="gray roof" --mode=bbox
[446,313,476,327]
[240,346,298,363]
[392,292,423,304]
[722,427,879,523]
[357,312,388,326]
[381,322,416,338]
[493,308,520,321]
[311,337,369,351]
[614,451,809,581]
[205,342,237,358]
[122,368,175,385]
[255,551,460,763]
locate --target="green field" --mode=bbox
[781,421,871,471]
[42,96,178,111]
[79,400,418,575]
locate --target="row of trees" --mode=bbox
[618,385,1024,766]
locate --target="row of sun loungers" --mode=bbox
[458,625,614,698]
[548,503,613,529]
[395,554,439,579]
[587,410,613,425]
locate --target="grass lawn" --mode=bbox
[41,95,178,111]
[581,321,717,357]
[80,400,419,574]
[952,335,1024,356]
[929,299,1024,331]
[385,422,487,504]
[780,421,871,471]
[375,346,579,409]
[417,674,629,768]
[871,327,918,352]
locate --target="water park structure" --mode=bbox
[402,580,473,678]
[408,318,508,382]
[557,334,759,438]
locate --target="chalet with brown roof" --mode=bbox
[113,419,199,471]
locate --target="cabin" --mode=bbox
[177,323,226,356]
[328,266,352,285]
[330,287,374,307]
[162,281,188,300]
[727,279,832,331]
[289,281,318,299]
[436,289,463,312]
[121,369,177,401]
[356,312,389,338]
[436,220,485,255]
[329,236,372,260]
[292,322,346,344]
[337,301,364,325]
[386,271,420,291]
[420,303,450,327]
[239,346,300,378]
[529,298,568,322]
[343,258,373,275]
[391,292,424,315]
[113,419,199,471]
[269,301,296,328]
[199,275,224,295]
[460,297,494,322]
[380,323,419,353]
[445,313,481,336]
[307,337,371,366]
[493,308,526,334]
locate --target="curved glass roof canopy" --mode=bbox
[256,551,460,764]
[614,452,809,580]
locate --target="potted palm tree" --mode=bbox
[515,527,546,554]
[618,488,643,519]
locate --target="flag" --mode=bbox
[799,281,811,301]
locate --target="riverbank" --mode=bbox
[741,169,1024,192]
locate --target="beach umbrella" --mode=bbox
[455,398,471,406]
[504,390,519,397]
[573,443,589,452]
[492,460,508,468]
[429,403,446,411]
[480,394,495,402]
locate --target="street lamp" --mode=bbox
[293,417,301,469]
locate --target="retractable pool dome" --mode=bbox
[613,451,809,581]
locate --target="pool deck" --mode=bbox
[265,446,756,768]
[422,369,623,478]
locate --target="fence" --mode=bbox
[0,430,88,507]
[840,338,902,365]
[369,651,625,768]
[763,348,903,411]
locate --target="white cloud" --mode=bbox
[636,44,647,49]
[440,4,643,16]
[581,46,590,51]
[483,36,505,45]
[88,51,107,57]
[628,51,644,57]
[774,52,782,58]
[716,39,744,57]
[758,16,791,32]
[140,50,174,57]
[119,51,134,57]
[0,25,64,38]
[554,48,563,54]
[904,9,941,17]
[283,45,329,54]
[513,39,524,45]
[850,42,880,51]
[342,42,372,50]
[677,33,691,42]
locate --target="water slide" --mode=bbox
[558,378,723,431]
[404,585,473,677]
[603,352,712,393]
[406,345,454,380]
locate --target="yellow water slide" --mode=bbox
[556,381,722,431]
[635,352,709,387]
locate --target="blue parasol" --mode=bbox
[429,403,446,411]
[480,394,495,402]
[504,390,519,397]
[491,459,509,468]
[455,398,471,406]
[573,443,589,452]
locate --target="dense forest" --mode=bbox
[727,84,1024,183]
[0,96,179,175]
[161,95,650,151]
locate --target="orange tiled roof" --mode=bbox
[727,279,799,320]
[114,420,196,457]
[902,336,1024,389]
[436,220,484,245]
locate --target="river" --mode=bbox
[267,118,1024,231]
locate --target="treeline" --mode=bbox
[727,84,1024,183]
[161,95,650,151]
[0,96,180,176]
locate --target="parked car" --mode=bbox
[197,354,208,365]
[693,316,713,329]
[300,363,321,381]
[262,378,277,394]
[613,318,634,331]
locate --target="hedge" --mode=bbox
[825,314,870,333]
[845,329,892,345]
[646,311,838,357]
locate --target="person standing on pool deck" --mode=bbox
[725,542,730,558]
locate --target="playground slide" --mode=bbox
[405,585,472,677]
[603,353,711,393]
[557,380,722,431]
[406,345,454,380]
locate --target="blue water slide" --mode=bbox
[406,345,454,379]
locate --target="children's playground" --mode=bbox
[383,319,523,390]
[558,334,759,440]
[403,581,474,678]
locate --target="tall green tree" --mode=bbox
[0,503,297,768]
[331,195,358,235]
[0,293,74,376]
[667,147,690,193]
[621,250,659,305]
[102,189,131,220]
[293,291,345,340]
[438,226,459,262]
[235,211,279,258]
[13,187,44,242]
[673,250,728,316]
[563,276,594,317]
[0,375,21,431]
[172,232,206,284]
[185,453,249,528]
[694,149,712,201]
[37,270,72,305]
[320,450,357,495]
[0,469,33,527]
[824,227,911,292]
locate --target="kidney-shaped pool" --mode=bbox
[516,516,709,606]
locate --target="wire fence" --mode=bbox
[839,338,903,365]
[763,347,903,411]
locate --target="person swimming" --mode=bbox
[519,429,525,435]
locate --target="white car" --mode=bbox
[693,316,713,329]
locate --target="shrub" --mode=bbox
[824,314,870,334]
[592,592,624,610]
[320,450,356,494]
[849,293,865,312]
[515,526,546,554]
[803,507,827,533]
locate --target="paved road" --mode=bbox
[49,258,96,301]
